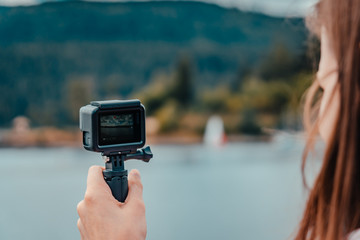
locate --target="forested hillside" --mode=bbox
[0,1,309,128]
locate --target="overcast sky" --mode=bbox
[0,0,318,17]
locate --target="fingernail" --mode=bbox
[130,169,141,178]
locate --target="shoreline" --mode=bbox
[0,127,274,148]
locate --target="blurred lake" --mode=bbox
[0,134,322,240]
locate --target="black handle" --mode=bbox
[102,146,152,202]
[103,170,128,202]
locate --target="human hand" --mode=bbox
[77,166,147,240]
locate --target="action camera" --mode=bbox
[79,99,152,203]
[79,99,146,155]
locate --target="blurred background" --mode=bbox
[0,0,322,239]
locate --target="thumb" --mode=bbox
[126,169,144,204]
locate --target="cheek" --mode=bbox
[319,86,340,143]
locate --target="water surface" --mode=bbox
[0,136,318,240]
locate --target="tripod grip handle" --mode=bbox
[103,170,128,203]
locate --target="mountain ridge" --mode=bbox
[0,1,308,126]
[0,1,305,44]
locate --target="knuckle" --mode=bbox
[134,199,146,212]
[84,192,97,205]
[129,169,141,181]
[77,201,84,215]
[131,169,141,177]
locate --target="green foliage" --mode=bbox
[0,1,306,45]
[168,57,193,107]
[237,109,262,135]
[155,100,180,133]
[258,43,297,80]
[196,70,314,135]
[200,86,234,113]
[136,56,194,116]
[135,72,171,115]
[65,76,94,124]
[0,1,307,127]
[241,77,291,114]
[0,1,313,136]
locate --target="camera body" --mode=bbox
[80,99,152,203]
[79,99,146,156]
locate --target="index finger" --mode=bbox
[86,165,111,195]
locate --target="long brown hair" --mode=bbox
[295,0,360,239]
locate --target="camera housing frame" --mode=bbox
[79,99,146,156]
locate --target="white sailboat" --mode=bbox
[203,115,227,147]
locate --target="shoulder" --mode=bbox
[349,229,360,240]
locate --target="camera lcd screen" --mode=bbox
[99,111,141,146]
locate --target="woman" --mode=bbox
[77,0,360,239]
[295,0,360,239]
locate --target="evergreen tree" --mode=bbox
[171,57,193,107]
